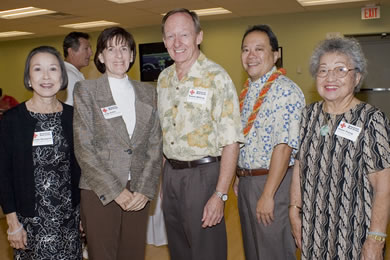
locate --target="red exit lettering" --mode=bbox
[364,8,376,18]
[361,6,380,20]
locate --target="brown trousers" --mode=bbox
[80,188,150,260]
[162,161,227,260]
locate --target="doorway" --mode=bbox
[347,33,390,118]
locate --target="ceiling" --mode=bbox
[0,0,386,41]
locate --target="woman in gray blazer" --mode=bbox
[73,27,162,260]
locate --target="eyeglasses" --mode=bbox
[317,66,357,78]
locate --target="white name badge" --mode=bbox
[101,105,122,119]
[334,121,362,142]
[187,89,208,104]
[32,131,54,146]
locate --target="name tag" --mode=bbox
[187,89,208,104]
[335,121,362,142]
[101,105,122,119]
[32,131,54,146]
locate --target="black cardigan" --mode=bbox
[0,102,80,216]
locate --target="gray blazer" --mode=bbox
[73,74,162,205]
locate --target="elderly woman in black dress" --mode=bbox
[289,37,390,259]
[0,46,81,259]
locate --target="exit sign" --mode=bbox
[361,6,380,20]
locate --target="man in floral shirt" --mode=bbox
[234,25,305,260]
[157,8,243,260]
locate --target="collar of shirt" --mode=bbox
[64,61,85,79]
[248,66,277,86]
[242,66,277,119]
[171,52,207,83]
[108,74,130,89]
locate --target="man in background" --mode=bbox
[157,8,243,260]
[62,33,92,259]
[61,31,92,105]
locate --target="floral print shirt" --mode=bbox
[238,66,305,169]
[157,52,244,161]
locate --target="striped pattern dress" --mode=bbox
[297,101,390,259]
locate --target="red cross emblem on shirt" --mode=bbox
[33,133,37,139]
[102,108,107,113]
[190,89,195,95]
[340,122,346,128]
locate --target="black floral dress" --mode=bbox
[15,111,81,260]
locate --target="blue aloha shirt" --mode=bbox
[238,66,305,169]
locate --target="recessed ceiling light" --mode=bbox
[297,0,368,6]
[106,0,144,3]
[161,7,231,17]
[0,31,34,38]
[0,7,56,19]
[60,20,119,29]
[192,7,231,16]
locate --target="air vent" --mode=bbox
[41,12,77,19]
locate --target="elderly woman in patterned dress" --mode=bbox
[289,37,390,260]
[0,46,81,259]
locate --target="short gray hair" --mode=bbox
[309,37,367,88]
[161,8,201,37]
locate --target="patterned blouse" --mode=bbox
[297,101,390,259]
[157,52,244,161]
[238,66,305,169]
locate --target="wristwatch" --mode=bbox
[215,191,228,202]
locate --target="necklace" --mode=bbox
[320,99,359,136]
[27,99,61,114]
[320,102,334,136]
[239,68,286,137]
[320,113,330,136]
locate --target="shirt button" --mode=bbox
[171,142,174,145]
[173,123,176,126]
[176,87,179,90]
[174,105,177,108]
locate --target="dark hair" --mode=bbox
[63,31,90,58]
[94,27,136,74]
[241,24,279,52]
[24,46,68,91]
[162,8,202,37]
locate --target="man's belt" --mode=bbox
[167,156,221,170]
[236,167,269,177]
